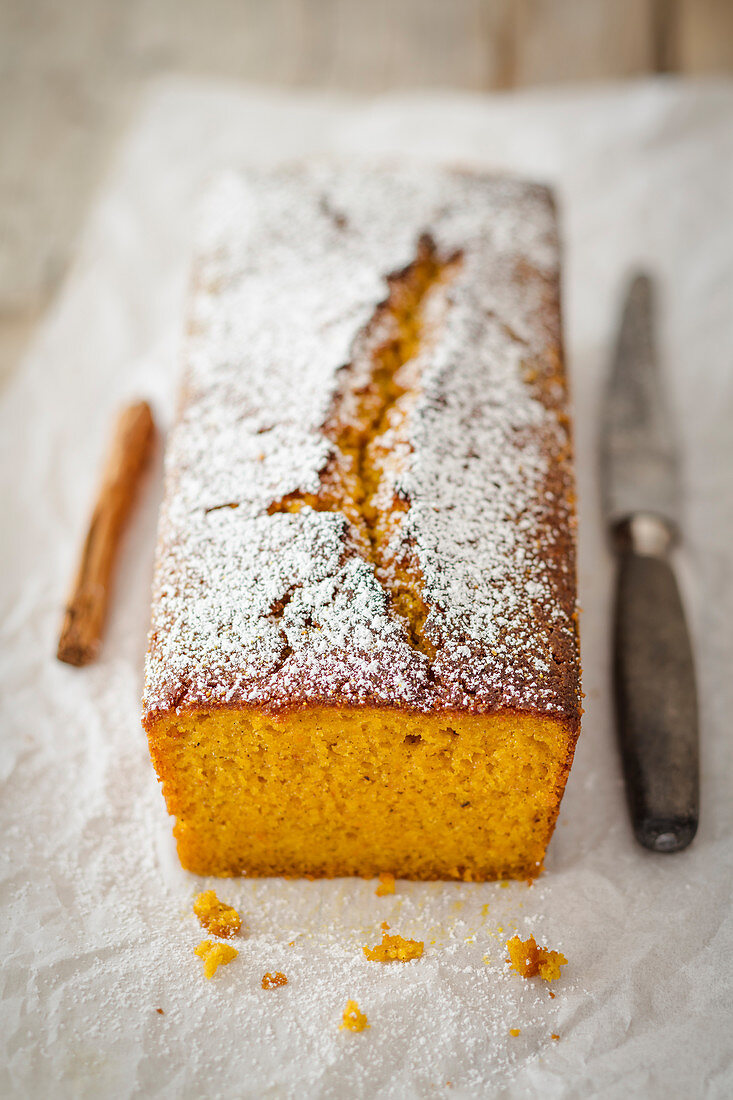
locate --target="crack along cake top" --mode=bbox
[143,164,580,725]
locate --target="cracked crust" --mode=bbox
[142,165,580,730]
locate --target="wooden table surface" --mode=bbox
[2,0,732,384]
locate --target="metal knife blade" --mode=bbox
[601,273,679,531]
[602,272,699,854]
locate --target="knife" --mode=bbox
[601,273,699,853]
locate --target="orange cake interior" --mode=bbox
[147,707,574,880]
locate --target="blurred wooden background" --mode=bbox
[1,0,732,381]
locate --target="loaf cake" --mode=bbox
[142,164,581,881]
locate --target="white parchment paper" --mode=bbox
[1,78,732,1100]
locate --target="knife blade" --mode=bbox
[602,273,699,853]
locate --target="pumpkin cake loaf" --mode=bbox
[142,165,581,881]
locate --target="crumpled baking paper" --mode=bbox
[1,77,732,1100]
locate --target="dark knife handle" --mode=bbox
[613,517,699,852]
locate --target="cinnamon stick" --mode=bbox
[57,400,156,666]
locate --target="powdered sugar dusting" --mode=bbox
[143,165,579,722]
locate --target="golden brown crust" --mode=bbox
[143,166,580,733]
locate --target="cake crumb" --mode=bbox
[381,921,390,931]
[195,939,238,979]
[506,934,567,981]
[193,890,242,938]
[551,1033,560,1041]
[509,1028,521,1037]
[376,872,395,896]
[156,1008,164,1015]
[548,989,556,999]
[261,971,288,989]
[363,932,424,962]
[340,1000,369,1032]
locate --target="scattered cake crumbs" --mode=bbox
[509,1029,521,1037]
[506,934,567,981]
[193,890,242,938]
[375,872,395,896]
[261,971,288,989]
[381,921,390,931]
[363,932,424,962]
[195,939,239,979]
[340,1000,369,1032]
